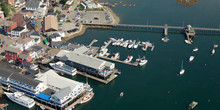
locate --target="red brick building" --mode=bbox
[10,13,24,27]
[5,46,22,60]
[4,21,17,34]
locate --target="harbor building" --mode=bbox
[0,62,88,109]
[63,51,115,79]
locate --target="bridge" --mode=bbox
[83,23,220,36]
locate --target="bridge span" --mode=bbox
[83,23,220,36]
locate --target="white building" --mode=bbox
[35,69,85,106]
[81,0,103,9]
[26,0,42,11]
[33,6,47,19]
[11,26,28,38]
[15,38,36,51]
[14,0,25,8]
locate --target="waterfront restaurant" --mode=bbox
[63,51,115,79]
[0,62,88,109]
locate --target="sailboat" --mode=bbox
[179,60,185,75]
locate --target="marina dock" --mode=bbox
[97,56,138,66]
[89,39,98,47]
[77,71,118,84]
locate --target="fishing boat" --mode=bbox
[124,56,133,63]
[79,78,94,104]
[142,44,148,51]
[99,47,108,57]
[192,47,198,52]
[189,56,194,62]
[49,61,77,76]
[188,101,198,110]
[211,48,215,55]
[111,52,120,60]
[136,56,148,66]
[4,92,35,108]
[179,60,185,75]
[120,92,124,97]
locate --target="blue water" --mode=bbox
[1,0,220,110]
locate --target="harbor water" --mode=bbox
[1,0,220,109]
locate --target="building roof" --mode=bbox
[0,62,41,87]
[49,33,60,39]
[5,45,20,53]
[31,31,40,36]
[65,52,105,70]
[24,11,33,18]
[15,0,26,3]
[26,0,41,9]
[16,38,33,44]
[35,69,83,89]
[56,50,71,58]
[73,46,89,54]
[44,15,58,31]
[12,26,25,31]
[52,86,72,100]
[26,46,44,52]
[10,13,24,26]
[19,54,29,59]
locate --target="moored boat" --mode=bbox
[188,101,198,110]
[192,47,198,52]
[136,56,148,66]
[211,48,215,55]
[124,56,133,63]
[179,60,185,75]
[4,92,35,108]
[99,47,108,57]
[49,61,77,76]
[79,83,94,104]
[111,52,120,60]
[189,56,194,62]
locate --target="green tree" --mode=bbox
[55,10,61,14]
[60,0,68,5]
[48,8,54,13]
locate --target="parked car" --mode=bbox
[94,17,99,20]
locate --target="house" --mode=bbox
[15,37,36,51]
[26,0,42,11]
[5,45,22,60]
[19,54,32,63]
[57,14,67,22]
[0,20,17,35]
[24,11,33,19]
[3,0,15,5]
[20,31,41,44]
[24,46,45,59]
[10,13,25,27]
[0,11,4,19]
[33,7,47,19]
[14,0,25,7]
[49,33,62,42]
[11,26,27,37]
[81,0,103,9]
[44,15,58,32]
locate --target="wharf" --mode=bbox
[103,40,112,49]
[77,71,118,84]
[97,56,138,66]
[0,103,8,110]
[35,102,56,110]
[89,39,98,47]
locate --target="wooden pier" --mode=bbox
[97,56,138,66]
[103,40,112,49]
[88,39,98,47]
[77,71,118,84]
[0,103,8,110]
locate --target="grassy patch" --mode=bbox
[76,4,85,11]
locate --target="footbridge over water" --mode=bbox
[83,23,220,36]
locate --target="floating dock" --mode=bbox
[77,71,118,84]
[89,39,98,47]
[97,56,138,66]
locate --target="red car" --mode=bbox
[76,20,79,23]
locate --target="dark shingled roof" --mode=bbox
[26,0,41,9]
[0,62,41,87]
[10,13,25,27]
[12,26,25,31]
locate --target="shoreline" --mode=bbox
[63,6,120,42]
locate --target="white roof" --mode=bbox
[66,52,105,70]
[73,46,89,54]
[35,69,83,90]
[56,50,71,58]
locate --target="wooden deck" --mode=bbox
[97,56,138,66]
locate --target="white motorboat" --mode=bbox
[214,44,218,48]
[133,41,140,49]
[4,92,35,108]
[189,56,194,62]
[128,40,135,49]
[179,60,185,75]
[123,40,129,48]
[112,41,117,46]
[99,48,108,57]
[185,40,192,44]
[192,47,198,52]
[161,37,169,42]
[111,52,120,60]
[211,48,215,55]
[49,61,77,76]
[124,56,133,63]
[136,56,148,66]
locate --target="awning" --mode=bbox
[37,93,51,101]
